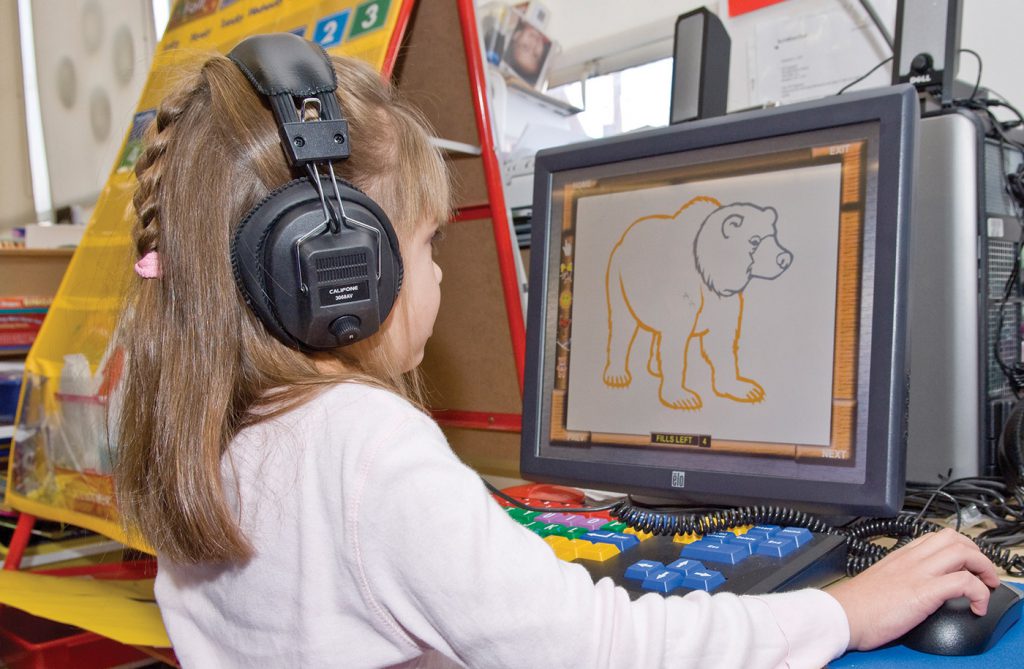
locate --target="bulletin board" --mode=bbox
[722,0,897,110]
[4,0,415,548]
[391,0,526,477]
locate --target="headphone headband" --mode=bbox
[226,33,403,351]
[229,33,350,166]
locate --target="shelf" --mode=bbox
[0,248,75,259]
[0,247,74,299]
[505,76,582,116]
[430,136,483,156]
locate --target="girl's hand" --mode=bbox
[825,528,1001,650]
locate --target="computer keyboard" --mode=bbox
[499,495,848,599]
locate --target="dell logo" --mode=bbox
[909,73,932,84]
[671,471,686,488]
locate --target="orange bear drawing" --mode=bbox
[603,196,793,410]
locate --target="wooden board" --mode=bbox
[0,249,74,297]
[390,0,524,478]
[420,217,521,415]
[446,427,522,478]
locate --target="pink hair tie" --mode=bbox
[134,250,161,279]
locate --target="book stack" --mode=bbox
[0,297,51,355]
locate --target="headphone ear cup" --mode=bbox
[999,399,1024,489]
[231,178,312,348]
[330,176,404,296]
[323,176,404,325]
[231,176,403,350]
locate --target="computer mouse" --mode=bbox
[899,583,1023,655]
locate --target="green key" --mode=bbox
[563,526,590,539]
[537,523,572,538]
[520,521,542,533]
[601,521,628,533]
[507,508,539,523]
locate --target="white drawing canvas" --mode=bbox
[565,163,844,447]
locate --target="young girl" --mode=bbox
[114,42,1000,668]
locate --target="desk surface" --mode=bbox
[829,582,1023,668]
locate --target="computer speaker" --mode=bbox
[670,8,730,125]
[893,0,962,105]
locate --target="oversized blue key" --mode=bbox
[625,560,664,580]
[642,569,685,593]
[682,569,726,592]
[778,527,813,546]
[726,534,762,554]
[665,558,703,575]
[745,524,781,540]
[681,540,750,565]
[755,536,798,558]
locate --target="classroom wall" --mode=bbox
[960,0,1024,106]
[0,2,36,234]
[3,1,1021,233]
[29,0,157,211]
[542,0,1024,111]
[724,0,1024,110]
[543,0,707,86]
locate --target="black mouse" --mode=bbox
[899,583,1023,655]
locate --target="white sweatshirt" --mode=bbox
[155,384,850,668]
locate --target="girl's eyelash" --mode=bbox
[430,229,445,246]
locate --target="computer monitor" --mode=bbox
[521,85,918,517]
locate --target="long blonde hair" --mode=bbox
[114,51,450,564]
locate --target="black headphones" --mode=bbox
[227,33,402,351]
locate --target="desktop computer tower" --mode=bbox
[907,109,1024,481]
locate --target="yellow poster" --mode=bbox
[5,0,411,549]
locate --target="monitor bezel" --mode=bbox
[521,85,918,517]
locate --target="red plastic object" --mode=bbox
[382,0,417,79]
[3,513,36,571]
[431,409,521,432]
[37,559,158,580]
[456,0,527,393]
[0,606,149,669]
[1,544,164,668]
[501,483,587,507]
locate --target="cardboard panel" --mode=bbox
[0,250,74,297]
[449,154,490,209]
[390,2,523,480]
[445,427,521,478]
[421,218,521,415]
[392,1,489,209]
[392,1,479,147]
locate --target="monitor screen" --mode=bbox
[521,86,918,516]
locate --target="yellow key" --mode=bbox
[673,532,700,545]
[623,527,654,542]
[553,545,578,561]
[544,535,577,561]
[572,540,620,562]
[544,535,570,549]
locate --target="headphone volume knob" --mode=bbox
[329,315,362,343]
